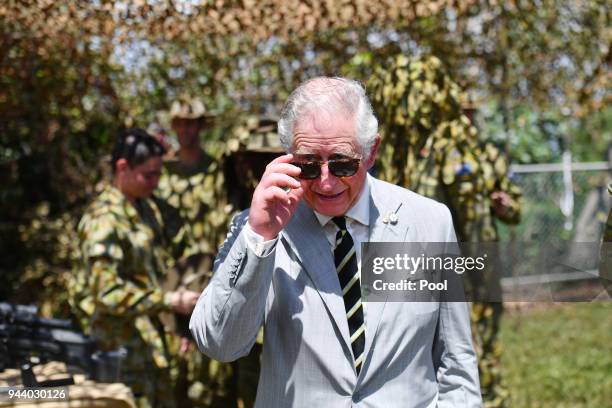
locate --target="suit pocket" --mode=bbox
[409,301,439,316]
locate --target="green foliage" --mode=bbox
[501,303,612,407]
[480,104,612,164]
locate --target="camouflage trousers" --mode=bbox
[167,301,238,408]
[173,344,237,408]
[471,302,508,408]
[236,343,262,408]
[171,341,262,408]
[122,346,176,408]
[164,256,262,408]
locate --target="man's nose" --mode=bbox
[317,163,338,190]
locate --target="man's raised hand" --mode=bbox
[248,154,303,240]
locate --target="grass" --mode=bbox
[500,302,612,407]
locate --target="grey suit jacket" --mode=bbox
[190,175,482,407]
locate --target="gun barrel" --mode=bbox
[34,317,74,330]
[1,303,73,330]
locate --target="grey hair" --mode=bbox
[277,77,379,160]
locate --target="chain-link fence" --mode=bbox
[498,162,611,242]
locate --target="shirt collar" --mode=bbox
[313,176,371,228]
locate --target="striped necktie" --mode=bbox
[332,216,365,374]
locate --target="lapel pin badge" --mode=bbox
[389,213,399,225]
[383,203,402,225]
[382,213,398,225]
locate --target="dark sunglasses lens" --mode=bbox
[292,162,320,179]
[329,159,360,177]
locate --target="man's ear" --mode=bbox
[115,158,129,174]
[365,135,381,169]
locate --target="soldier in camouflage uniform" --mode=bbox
[156,98,226,312]
[157,108,281,408]
[156,99,239,408]
[70,128,201,408]
[369,55,521,408]
[463,142,520,408]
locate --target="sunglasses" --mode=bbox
[291,155,361,180]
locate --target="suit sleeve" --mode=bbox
[189,210,277,362]
[433,205,483,407]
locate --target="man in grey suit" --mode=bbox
[190,77,482,407]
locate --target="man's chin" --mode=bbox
[139,190,155,199]
[312,199,349,217]
[178,135,198,147]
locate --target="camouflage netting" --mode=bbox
[94,0,475,43]
[3,0,608,308]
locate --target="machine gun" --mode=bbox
[0,302,126,387]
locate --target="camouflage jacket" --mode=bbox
[378,117,521,242]
[457,141,521,242]
[70,184,188,369]
[157,154,234,257]
[369,54,521,242]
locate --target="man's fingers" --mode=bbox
[266,153,295,168]
[248,154,304,239]
[264,162,302,178]
[288,185,305,202]
[263,173,301,190]
[263,186,294,203]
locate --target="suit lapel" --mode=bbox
[281,202,353,350]
[362,177,409,366]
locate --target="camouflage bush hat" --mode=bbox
[170,98,216,121]
[226,116,284,154]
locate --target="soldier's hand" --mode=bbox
[179,337,192,355]
[248,154,304,240]
[491,191,512,218]
[170,289,200,315]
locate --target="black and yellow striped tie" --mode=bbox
[332,216,365,374]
